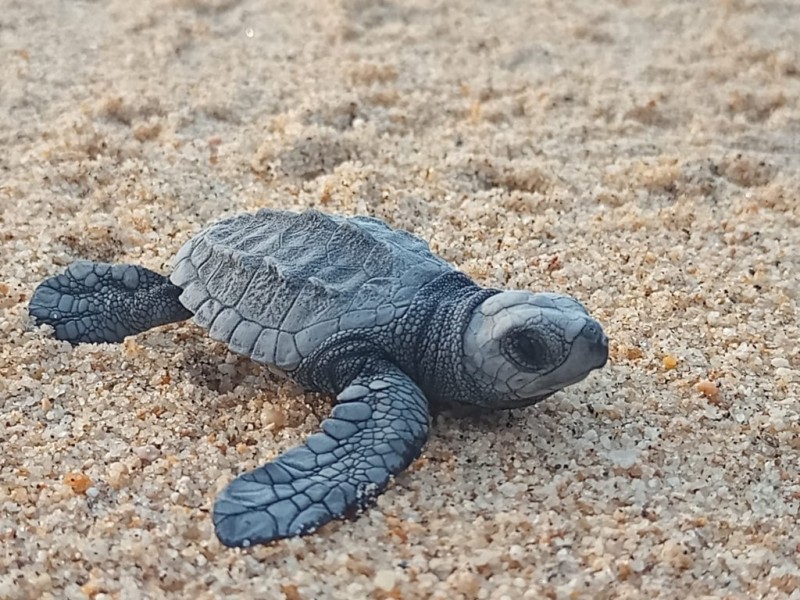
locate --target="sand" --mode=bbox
[1,0,799,598]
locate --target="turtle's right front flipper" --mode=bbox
[29,260,192,344]
[213,359,430,547]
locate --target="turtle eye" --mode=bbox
[507,331,551,371]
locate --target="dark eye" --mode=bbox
[508,331,550,371]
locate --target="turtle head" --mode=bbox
[462,291,608,408]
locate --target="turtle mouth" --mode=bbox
[503,359,603,409]
[491,391,556,410]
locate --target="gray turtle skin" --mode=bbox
[29,208,609,548]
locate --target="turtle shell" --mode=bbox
[169,209,451,370]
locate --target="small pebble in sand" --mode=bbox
[625,346,644,360]
[771,357,790,369]
[107,463,130,489]
[373,569,396,591]
[662,355,678,370]
[64,472,92,494]
[607,449,639,469]
[660,539,693,570]
[134,445,160,462]
[695,379,720,401]
[280,584,302,600]
[261,405,288,430]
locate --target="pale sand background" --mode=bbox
[1,0,799,598]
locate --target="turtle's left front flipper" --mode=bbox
[29,260,192,344]
[213,359,430,548]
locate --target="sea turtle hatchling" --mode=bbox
[29,208,609,548]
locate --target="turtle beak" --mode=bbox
[581,320,609,369]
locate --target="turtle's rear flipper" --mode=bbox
[29,260,192,344]
[213,359,430,547]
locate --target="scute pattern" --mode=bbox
[170,209,451,369]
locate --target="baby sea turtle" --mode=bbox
[29,208,608,548]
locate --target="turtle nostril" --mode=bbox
[581,321,608,367]
[580,321,602,342]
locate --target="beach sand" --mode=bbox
[1,0,799,598]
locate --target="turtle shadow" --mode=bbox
[164,330,334,429]
[163,329,277,395]
[429,390,612,472]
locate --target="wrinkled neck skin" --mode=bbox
[295,272,498,400]
[397,272,501,408]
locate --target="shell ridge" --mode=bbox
[325,220,377,267]
[196,251,228,297]
[191,238,215,273]
[307,276,339,297]
[276,281,308,332]
[232,266,260,309]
